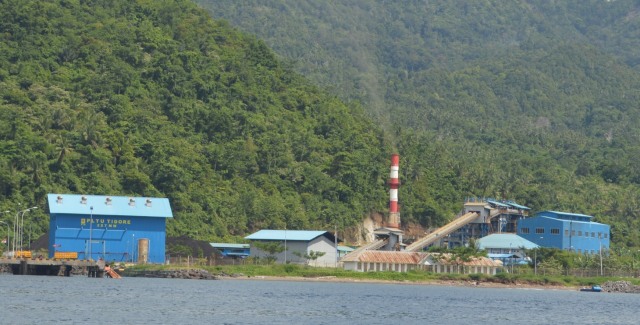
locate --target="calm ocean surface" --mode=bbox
[0,274,638,325]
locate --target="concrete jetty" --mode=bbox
[0,257,106,277]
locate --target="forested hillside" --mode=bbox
[201,0,640,247]
[0,0,390,242]
[3,0,640,249]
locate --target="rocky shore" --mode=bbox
[123,268,219,280]
[600,281,640,293]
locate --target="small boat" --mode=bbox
[580,285,602,292]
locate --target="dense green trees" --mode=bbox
[3,0,640,250]
[0,0,388,243]
[202,0,640,247]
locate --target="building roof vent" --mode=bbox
[129,198,135,206]
[105,197,112,205]
[81,196,87,204]
[145,198,152,207]
[56,195,63,204]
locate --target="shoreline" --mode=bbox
[222,274,578,291]
[121,267,639,293]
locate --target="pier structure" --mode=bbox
[0,257,106,277]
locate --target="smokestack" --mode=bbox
[388,153,401,228]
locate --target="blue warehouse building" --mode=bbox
[517,211,610,254]
[47,194,173,263]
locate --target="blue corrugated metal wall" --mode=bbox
[517,213,610,254]
[49,214,167,263]
[47,194,172,264]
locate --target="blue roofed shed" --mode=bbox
[47,194,173,263]
[338,245,355,259]
[477,234,538,264]
[504,201,531,210]
[245,230,337,266]
[486,199,510,208]
[210,243,250,258]
[477,234,539,251]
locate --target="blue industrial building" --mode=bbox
[517,211,610,254]
[47,194,173,263]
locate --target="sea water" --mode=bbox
[0,275,637,324]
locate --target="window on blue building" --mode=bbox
[535,228,544,234]
[578,231,582,236]
[521,228,530,234]
[551,228,560,235]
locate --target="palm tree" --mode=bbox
[54,132,74,167]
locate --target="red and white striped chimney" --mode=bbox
[387,153,401,228]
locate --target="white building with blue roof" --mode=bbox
[245,230,337,266]
[47,193,173,263]
[477,233,538,265]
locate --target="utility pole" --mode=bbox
[600,240,603,276]
[534,248,537,275]
[0,211,10,254]
[89,206,93,260]
[335,223,338,267]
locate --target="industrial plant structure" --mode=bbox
[340,153,612,273]
[47,194,173,263]
[402,198,531,252]
[366,153,405,252]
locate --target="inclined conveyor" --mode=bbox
[404,211,480,252]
